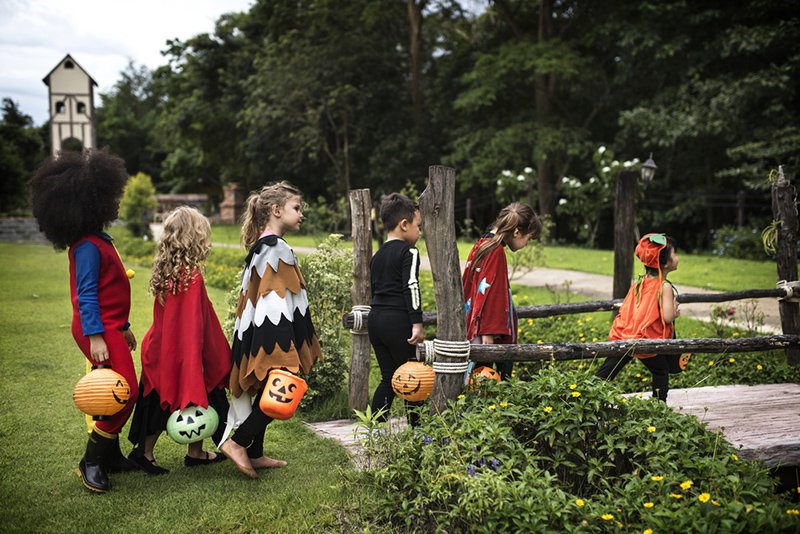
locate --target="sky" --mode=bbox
[0,0,254,126]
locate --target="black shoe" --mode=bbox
[127,451,169,475]
[184,451,227,467]
[78,431,112,493]
[107,438,140,473]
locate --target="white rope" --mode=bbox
[432,361,471,374]
[349,305,371,334]
[422,340,435,364]
[429,339,471,374]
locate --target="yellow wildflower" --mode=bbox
[500,402,509,408]
[575,499,585,507]
[457,394,465,399]
[488,404,496,410]
[643,530,653,534]
[569,383,578,389]
[756,364,763,370]
[571,391,581,398]
[635,373,642,378]
[670,493,683,500]
[787,509,800,516]
[731,453,738,461]
[592,337,599,342]
[643,502,654,509]
[712,500,721,507]
[527,319,533,326]
[587,316,593,321]
[601,514,613,521]
[729,357,736,363]
[680,480,693,490]
[708,360,715,366]
[642,377,649,382]
[544,406,553,413]
[578,363,585,370]
[651,475,663,482]
[537,339,544,344]
[647,426,656,433]
[698,493,711,503]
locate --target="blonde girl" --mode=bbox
[219,181,323,479]
[462,202,542,378]
[127,206,232,474]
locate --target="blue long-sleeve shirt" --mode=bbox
[73,240,104,336]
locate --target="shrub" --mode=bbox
[119,172,158,238]
[110,225,156,265]
[710,225,766,260]
[354,367,798,532]
[297,234,353,409]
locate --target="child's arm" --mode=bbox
[74,241,108,362]
[402,246,424,344]
[661,281,679,324]
[407,323,425,345]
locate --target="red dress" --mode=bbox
[463,238,517,344]
[140,272,231,411]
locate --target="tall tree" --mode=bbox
[0,98,46,213]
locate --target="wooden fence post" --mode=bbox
[419,166,466,412]
[348,189,373,410]
[612,170,639,312]
[771,166,800,366]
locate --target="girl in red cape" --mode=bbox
[463,202,542,379]
[595,233,681,401]
[127,207,231,473]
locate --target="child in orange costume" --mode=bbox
[596,233,681,401]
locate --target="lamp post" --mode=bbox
[612,154,657,314]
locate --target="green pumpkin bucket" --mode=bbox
[166,405,219,444]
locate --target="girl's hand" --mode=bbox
[89,334,109,363]
[123,329,137,351]
[407,323,425,345]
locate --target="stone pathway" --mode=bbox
[306,417,408,467]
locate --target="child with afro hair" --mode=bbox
[29,149,141,492]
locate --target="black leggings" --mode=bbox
[368,308,422,427]
[231,389,274,458]
[596,354,672,401]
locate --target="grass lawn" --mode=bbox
[0,243,353,533]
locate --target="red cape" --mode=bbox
[463,239,516,343]
[608,276,674,358]
[140,273,231,411]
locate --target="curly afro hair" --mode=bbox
[28,150,129,250]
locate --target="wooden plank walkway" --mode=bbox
[309,385,800,469]
[657,383,800,467]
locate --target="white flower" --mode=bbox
[562,176,570,183]
[611,160,619,166]
[602,166,611,173]
[559,198,568,205]
[623,161,632,168]
[598,146,607,154]
[517,174,525,182]
[502,170,513,177]
[589,177,597,184]
[632,158,640,164]
[524,166,533,173]
[497,179,503,186]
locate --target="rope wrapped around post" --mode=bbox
[421,339,471,374]
[349,305,371,335]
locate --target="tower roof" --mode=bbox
[42,53,98,87]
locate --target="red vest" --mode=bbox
[68,234,131,336]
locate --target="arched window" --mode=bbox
[77,102,86,114]
[64,60,74,69]
[55,101,65,114]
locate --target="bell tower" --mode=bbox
[42,54,97,156]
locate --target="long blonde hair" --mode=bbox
[240,181,302,249]
[150,206,212,302]
[470,202,542,272]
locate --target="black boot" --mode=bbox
[78,430,113,493]
[107,436,140,473]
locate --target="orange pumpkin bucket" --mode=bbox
[392,361,435,402]
[469,365,501,387]
[73,365,131,420]
[259,369,308,420]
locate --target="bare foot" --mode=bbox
[250,456,287,470]
[219,440,258,479]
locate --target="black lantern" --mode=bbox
[641,153,657,183]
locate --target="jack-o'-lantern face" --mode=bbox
[391,362,435,402]
[469,366,501,389]
[166,406,219,444]
[269,375,298,404]
[112,379,130,405]
[679,353,691,371]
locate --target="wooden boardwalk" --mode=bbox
[658,383,800,467]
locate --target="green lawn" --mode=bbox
[0,243,352,533]
[211,226,781,293]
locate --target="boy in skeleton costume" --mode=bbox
[219,182,322,479]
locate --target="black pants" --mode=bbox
[231,389,274,458]
[368,308,422,427]
[596,354,672,402]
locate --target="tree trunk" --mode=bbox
[418,166,466,412]
[347,189,372,411]
[771,166,800,365]
[406,0,425,127]
[535,0,556,218]
[613,170,639,314]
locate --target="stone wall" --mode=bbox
[0,218,48,243]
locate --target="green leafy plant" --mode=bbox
[119,172,158,238]
[711,225,767,260]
